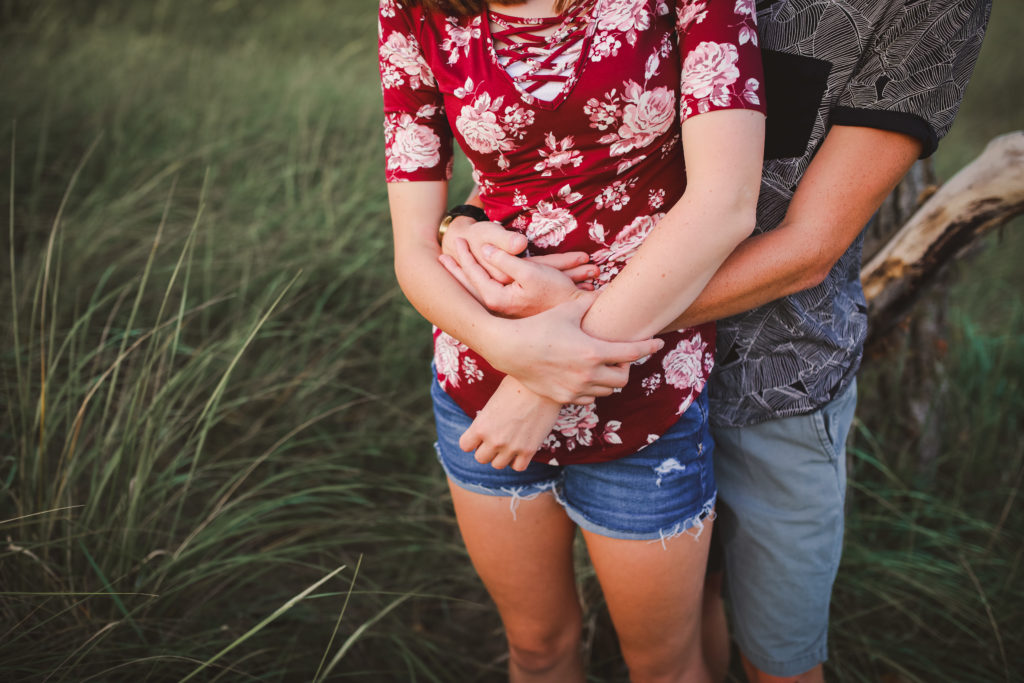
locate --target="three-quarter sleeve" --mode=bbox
[832,0,991,158]
[675,0,766,123]
[378,1,454,182]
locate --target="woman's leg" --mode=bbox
[448,481,584,683]
[583,522,714,683]
[556,391,717,682]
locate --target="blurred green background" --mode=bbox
[1,1,1021,681]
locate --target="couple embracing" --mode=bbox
[379,0,989,679]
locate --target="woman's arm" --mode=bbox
[580,108,764,341]
[444,125,921,331]
[388,181,664,404]
[461,109,765,470]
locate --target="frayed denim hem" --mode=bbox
[560,492,717,545]
[435,442,560,521]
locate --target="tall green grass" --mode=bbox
[1,1,1021,681]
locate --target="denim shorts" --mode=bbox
[431,378,716,543]
[711,379,857,677]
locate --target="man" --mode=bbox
[683,1,991,680]
[439,0,991,679]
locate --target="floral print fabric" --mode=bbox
[379,0,765,464]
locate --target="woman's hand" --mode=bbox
[459,376,562,471]
[440,238,597,318]
[483,291,664,405]
[440,217,526,283]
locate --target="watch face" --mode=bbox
[447,205,489,223]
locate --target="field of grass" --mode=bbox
[1,1,1021,681]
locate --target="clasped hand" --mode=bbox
[440,220,663,470]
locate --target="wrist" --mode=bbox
[438,204,488,246]
[440,214,479,256]
[501,374,560,407]
[476,315,517,370]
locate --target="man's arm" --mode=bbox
[668,124,923,329]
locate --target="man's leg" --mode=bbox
[711,381,857,681]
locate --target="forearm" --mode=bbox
[582,194,754,341]
[581,109,765,342]
[665,222,826,328]
[390,181,663,404]
[665,125,924,329]
[389,182,508,358]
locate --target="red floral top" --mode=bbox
[379,0,765,464]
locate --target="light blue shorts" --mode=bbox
[711,379,857,677]
[432,378,716,543]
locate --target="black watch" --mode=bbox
[438,204,489,244]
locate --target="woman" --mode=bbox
[379,0,764,679]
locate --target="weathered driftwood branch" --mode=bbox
[862,131,1024,337]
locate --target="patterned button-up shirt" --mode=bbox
[710,0,991,427]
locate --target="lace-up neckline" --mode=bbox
[487,0,598,102]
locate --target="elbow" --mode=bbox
[707,177,761,246]
[718,199,760,247]
[794,251,840,293]
[797,264,831,292]
[393,252,416,300]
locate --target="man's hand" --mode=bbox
[459,376,562,471]
[484,292,664,405]
[440,238,598,318]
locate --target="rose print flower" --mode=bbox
[681,41,740,101]
[591,33,622,62]
[553,403,599,451]
[676,0,708,31]
[386,114,441,173]
[585,94,620,131]
[526,201,578,248]
[502,104,535,139]
[599,0,652,46]
[379,32,434,90]
[435,332,481,390]
[648,188,665,210]
[615,82,674,154]
[591,213,662,265]
[442,16,482,65]
[589,82,673,158]
[435,332,465,389]
[595,178,635,212]
[534,133,583,176]
[662,334,709,396]
[456,95,512,155]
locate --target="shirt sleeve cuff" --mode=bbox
[830,106,938,158]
